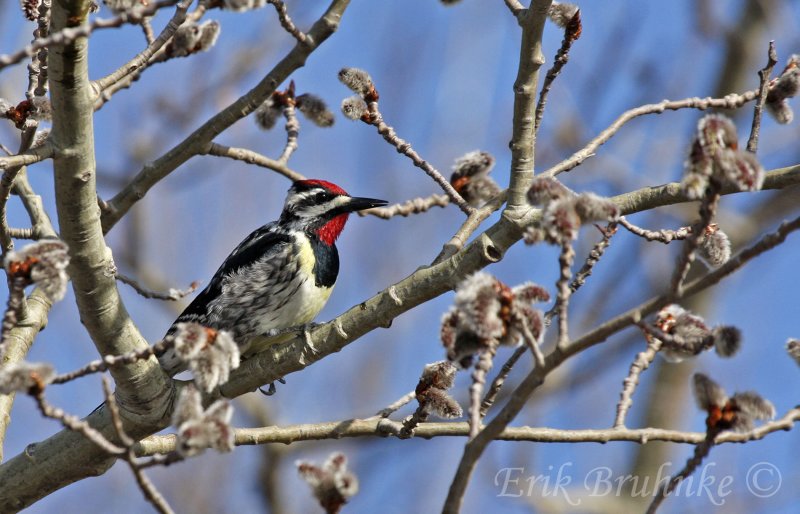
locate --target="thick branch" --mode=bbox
[0,290,52,463]
[49,0,171,418]
[443,207,800,511]
[506,1,553,209]
[1,164,797,509]
[220,164,799,398]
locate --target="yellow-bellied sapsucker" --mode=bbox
[157,179,386,376]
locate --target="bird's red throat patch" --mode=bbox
[316,214,349,246]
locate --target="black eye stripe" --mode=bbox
[296,195,338,212]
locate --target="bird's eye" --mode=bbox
[314,192,329,202]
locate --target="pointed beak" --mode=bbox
[344,196,388,212]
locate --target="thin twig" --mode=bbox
[51,340,173,385]
[0,144,53,253]
[399,406,429,439]
[135,407,800,453]
[359,194,450,219]
[569,222,616,292]
[619,216,691,243]
[543,223,617,324]
[93,0,194,108]
[31,388,125,455]
[7,227,39,240]
[542,90,761,178]
[26,0,51,100]
[746,41,778,153]
[267,0,308,44]
[613,337,662,428]
[0,144,53,171]
[1,278,28,355]
[534,9,581,134]
[669,185,721,298]
[364,102,473,216]
[646,430,719,514]
[433,190,507,264]
[102,377,133,447]
[554,242,575,350]
[203,142,305,182]
[479,346,525,418]
[374,390,416,418]
[140,17,156,46]
[469,346,497,439]
[103,378,176,514]
[0,0,182,71]
[478,321,546,420]
[116,272,199,301]
[277,104,300,163]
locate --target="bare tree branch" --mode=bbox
[267,0,308,44]
[541,90,761,178]
[0,0,182,72]
[442,208,800,513]
[100,0,353,233]
[746,41,778,153]
[133,406,800,453]
[505,1,553,210]
[49,0,172,420]
[202,142,305,182]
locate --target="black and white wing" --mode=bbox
[158,222,295,374]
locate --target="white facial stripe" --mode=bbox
[284,188,351,218]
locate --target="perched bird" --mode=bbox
[157,179,387,376]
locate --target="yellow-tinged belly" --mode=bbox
[245,236,334,356]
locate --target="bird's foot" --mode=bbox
[264,322,320,340]
[258,378,287,396]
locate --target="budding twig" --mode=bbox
[203,142,305,182]
[102,377,176,514]
[365,105,473,215]
[116,273,199,301]
[613,336,662,429]
[569,222,617,291]
[277,102,300,163]
[358,194,450,219]
[669,185,721,298]
[541,90,761,178]
[31,386,125,456]
[469,345,496,439]
[267,0,308,44]
[618,217,691,243]
[534,8,581,134]
[747,41,778,153]
[645,429,718,514]
[0,0,182,72]
[554,242,575,350]
[51,340,173,385]
[374,390,416,418]
[479,345,525,418]
[338,67,473,215]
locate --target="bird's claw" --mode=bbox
[258,378,286,396]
